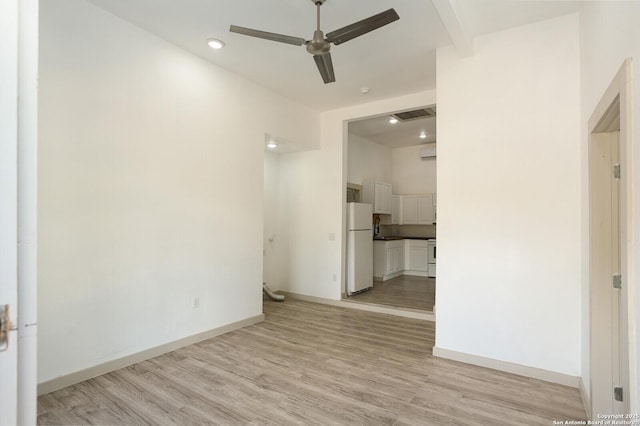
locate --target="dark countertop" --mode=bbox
[373,236,435,241]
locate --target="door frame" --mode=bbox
[588,58,634,418]
[0,1,39,424]
[0,1,21,423]
[17,1,39,425]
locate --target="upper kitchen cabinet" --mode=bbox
[391,195,400,224]
[401,194,434,225]
[417,195,434,224]
[402,196,418,224]
[363,180,392,214]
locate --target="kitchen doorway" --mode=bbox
[342,106,437,314]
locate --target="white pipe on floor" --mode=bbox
[263,283,284,302]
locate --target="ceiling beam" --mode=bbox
[431,0,474,58]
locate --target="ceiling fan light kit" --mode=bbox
[229,0,399,84]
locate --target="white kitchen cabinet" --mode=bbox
[363,180,392,214]
[373,240,404,281]
[405,239,429,276]
[386,245,404,275]
[401,194,434,225]
[385,249,396,275]
[417,195,434,224]
[401,196,418,224]
[373,241,385,279]
[391,195,400,224]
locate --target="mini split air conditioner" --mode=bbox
[420,144,436,159]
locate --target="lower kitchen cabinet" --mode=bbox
[405,239,429,276]
[373,240,404,281]
[386,245,404,275]
[374,239,434,281]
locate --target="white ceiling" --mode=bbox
[85,0,583,112]
[349,110,436,149]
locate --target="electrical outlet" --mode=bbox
[332,273,337,282]
[192,297,200,309]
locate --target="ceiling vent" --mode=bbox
[393,107,436,122]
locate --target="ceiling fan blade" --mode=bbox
[314,53,336,84]
[325,8,399,45]
[229,25,306,46]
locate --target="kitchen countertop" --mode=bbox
[373,236,435,241]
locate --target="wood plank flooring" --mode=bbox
[347,276,435,312]
[38,299,586,425]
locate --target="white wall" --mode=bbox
[347,135,436,197]
[38,0,318,383]
[274,91,435,299]
[263,151,282,290]
[391,145,436,195]
[347,133,392,185]
[580,3,640,409]
[275,147,341,299]
[435,14,581,376]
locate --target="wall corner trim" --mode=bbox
[37,313,265,396]
[579,377,592,418]
[432,346,580,388]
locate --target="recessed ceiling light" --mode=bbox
[267,141,277,149]
[360,87,370,94]
[419,131,427,139]
[207,38,225,49]
[389,116,398,124]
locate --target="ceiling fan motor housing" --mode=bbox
[306,30,330,55]
[312,0,326,4]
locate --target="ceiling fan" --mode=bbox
[229,0,399,84]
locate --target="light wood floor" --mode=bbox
[38,299,586,425]
[347,275,435,312]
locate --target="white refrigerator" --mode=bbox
[347,202,373,295]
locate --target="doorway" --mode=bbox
[342,106,437,314]
[588,59,632,417]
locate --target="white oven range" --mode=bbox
[427,239,436,278]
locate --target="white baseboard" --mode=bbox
[38,314,265,395]
[282,291,435,321]
[404,271,429,278]
[432,346,580,388]
[375,271,404,282]
[579,377,591,418]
